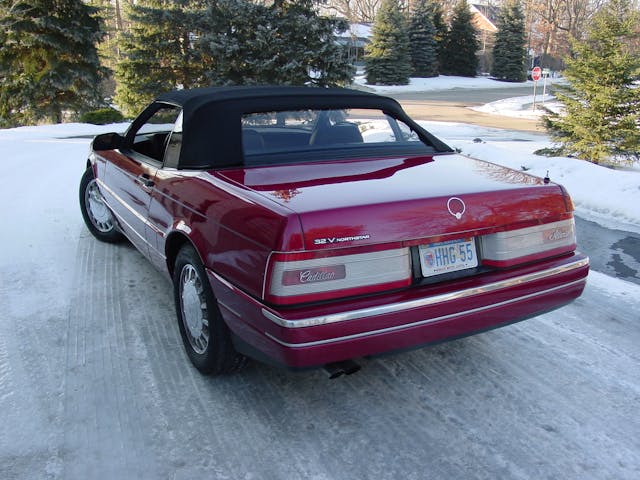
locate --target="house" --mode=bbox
[335,23,372,64]
[470,3,499,53]
[469,2,500,72]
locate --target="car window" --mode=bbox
[130,105,182,162]
[163,111,183,169]
[241,108,425,159]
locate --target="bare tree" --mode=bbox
[321,0,383,22]
[558,0,605,39]
[531,0,605,57]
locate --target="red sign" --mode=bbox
[532,66,542,81]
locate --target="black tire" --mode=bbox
[173,244,246,375]
[79,167,123,243]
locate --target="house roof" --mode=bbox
[336,23,373,39]
[470,4,500,32]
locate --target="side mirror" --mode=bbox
[92,132,124,151]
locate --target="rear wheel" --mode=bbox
[79,167,122,243]
[173,244,246,375]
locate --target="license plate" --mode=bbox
[419,238,478,277]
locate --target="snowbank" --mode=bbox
[353,75,561,94]
[470,94,561,119]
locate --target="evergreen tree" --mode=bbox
[88,0,124,99]
[200,0,352,87]
[365,0,412,85]
[491,0,527,82]
[0,0,104,126]
[430,2,448,72]
[440,0,479,77]
[115,1,209,117]
[544,0,640,165]
[408,0,438,77]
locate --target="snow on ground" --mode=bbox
[0,122,127,141]
[354,74,562,94]
[470,94,561,119]
[588,269,640,299]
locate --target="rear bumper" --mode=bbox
[209,253,589,368]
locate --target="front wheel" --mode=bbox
[173,245,246,375]
[79,167,122,243]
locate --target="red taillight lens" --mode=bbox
[265,247,412,305]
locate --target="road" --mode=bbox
[576,217,640,285]
[389,86,547,132]
[390,86,538,103]
[1,102,638,480]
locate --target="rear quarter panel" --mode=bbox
[149,169,303,298]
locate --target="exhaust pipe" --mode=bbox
[324,359,361,379]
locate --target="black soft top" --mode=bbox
[143,86,451,169]
[156,85,387,111]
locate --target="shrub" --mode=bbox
[80,108,124,125]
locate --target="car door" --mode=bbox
[145,110,187,272]
[101,103,181,260]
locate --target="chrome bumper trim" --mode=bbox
[265,278,587,348]
[261,257,589,329]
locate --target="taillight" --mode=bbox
[265,247,412,305]
[481,218,576,267]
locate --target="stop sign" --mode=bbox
[532,66,542,81]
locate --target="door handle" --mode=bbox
[137,174,155,188]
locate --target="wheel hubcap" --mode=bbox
[85,180,115,232]
[179,264,210,354]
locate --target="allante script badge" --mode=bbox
[545,227,571,242]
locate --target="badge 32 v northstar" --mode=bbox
[80,86,589,378]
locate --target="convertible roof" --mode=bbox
[141,86,450,169]
[156,85,386,109]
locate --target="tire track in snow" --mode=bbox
[119,245,336,479]
[0,272,12,404]
[0,334,13,403]
[62,237,160,479]
[119,249,272,478]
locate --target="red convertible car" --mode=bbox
[80,86,589,377]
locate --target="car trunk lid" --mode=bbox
[217,154,572,251]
